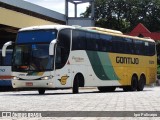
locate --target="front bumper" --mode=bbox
[12,79,54,88]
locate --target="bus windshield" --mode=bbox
[16,29,57,44]
[12,30,57,72]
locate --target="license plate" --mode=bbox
[26,82,33,86]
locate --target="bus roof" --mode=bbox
[85,27,123,35]
[19,25,75,32]
[19,25,155,43]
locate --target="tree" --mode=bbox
[81,0,160,33]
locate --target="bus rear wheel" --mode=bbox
[98,86,116,92]
[38,89,45,95]
[137,75,146,91]
[123,75,138,92]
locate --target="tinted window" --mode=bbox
[56,29,71,69]
[124,38,134,54]
[72,30,86,50]
[58,29,71,50]
[87,33,100,51]
[146,42,155,56]
[100,34,112,52]
[112,36,124,53]
[71,29,155,56]
[144,41,149,55]
[134,40,145,55]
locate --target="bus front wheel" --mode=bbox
[38,89,45,95]
[72,76,79,94]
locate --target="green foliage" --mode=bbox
[81,0,160,32]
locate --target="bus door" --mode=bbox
[54,46,71,87]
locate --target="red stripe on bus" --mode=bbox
[0,76,13,79]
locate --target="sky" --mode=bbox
[23,0,89,17]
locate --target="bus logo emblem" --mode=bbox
[58,75,69,85]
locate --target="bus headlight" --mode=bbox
[13,76,20,80]
[41,76,53,80]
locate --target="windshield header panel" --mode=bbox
[16,29,57,44]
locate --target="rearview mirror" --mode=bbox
[49,40,57,55]
[2,41,13,57]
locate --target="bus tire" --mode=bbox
[98,86,116,92]
[137,75,146,91]
[130,75,138,91]
[72,76,79,94]
[38,89,45,95]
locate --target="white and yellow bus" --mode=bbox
[2,25,157,94]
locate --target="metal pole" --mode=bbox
[75,3,77,18]
[91,0,94,19]
[65,0,68,24]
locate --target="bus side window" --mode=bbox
[125,38,134,54]
[95,34,101,51]
[134,40,144,55]
[100,34,112,52]
[72,30,86,50]
[148,42,155,56]
[87,32,95,50]
[112,36,124,53]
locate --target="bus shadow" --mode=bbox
[1,88,153,96]
[2,91,99,96]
